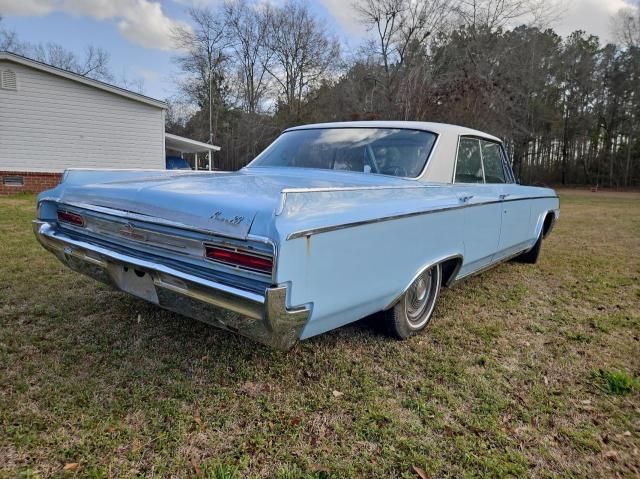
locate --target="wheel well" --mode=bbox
[542,212,555,238]
[440,257,463,287]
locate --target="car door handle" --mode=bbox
[459,195,474,203]
[499,193,511,200]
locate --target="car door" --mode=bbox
[453,137,503,277]
[480,140,532,259]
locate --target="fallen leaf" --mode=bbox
[290,417,301,426]
[332,390,343,398]
[413,465,429,478]
[543,376,549,386]
[63,463,80,472]
[580,399,591,405]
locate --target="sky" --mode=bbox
[0,0,635,101]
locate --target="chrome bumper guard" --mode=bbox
[33,221,310,350]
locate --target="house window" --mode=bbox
[1,70,17,90]
[3,176,24,186]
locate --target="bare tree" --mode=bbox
[117,71,145,94]
[173,7,229,144]
[455,0,559,32]
[1,16,112,81]
[354,0,453,116]
[30,43,112,81]
[225,0,273,114]
[0,16,28,54]
[611,3,640,49]
[265,0,340,121]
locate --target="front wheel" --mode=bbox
[384,263,442,339]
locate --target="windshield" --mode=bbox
[248,128,437,178]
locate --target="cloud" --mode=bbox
[0,0,190,50]
[0,0,53,15]
[172,0,219,6]
[318,0,366,37]
[552,0,633,43]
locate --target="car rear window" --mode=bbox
[248,128,437,178]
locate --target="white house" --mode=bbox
[0,51,219,194]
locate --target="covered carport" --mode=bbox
[165,133,221,171]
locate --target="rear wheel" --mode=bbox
[516,233,543,264]
[384,263,442,339]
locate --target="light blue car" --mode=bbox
[34,122,559,349]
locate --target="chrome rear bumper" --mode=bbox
[33,221,310,350]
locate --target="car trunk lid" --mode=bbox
[56,168,414,239]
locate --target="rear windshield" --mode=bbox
[248,128,437,178]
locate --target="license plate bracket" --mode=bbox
[108,264,159,304]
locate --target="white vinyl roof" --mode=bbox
[285,121,502,143]
[0,51,167,109]
[165,133,221,154]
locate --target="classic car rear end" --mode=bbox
[34,122,559,349]
[34,187,309,350]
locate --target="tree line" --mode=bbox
[3,1,638,187]
[167,0,640,187]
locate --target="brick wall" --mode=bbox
[0,171,62,195]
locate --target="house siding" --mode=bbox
[0,60,165,179]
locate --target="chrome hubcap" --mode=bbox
[405,265,440,329]
[406,271,432,321]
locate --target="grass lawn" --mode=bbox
[1,190,639,478]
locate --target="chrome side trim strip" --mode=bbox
[281,184,436,194]
[276,183,440,217]
[286,196,559,240]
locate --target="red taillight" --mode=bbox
[205,246,273,273]
[57,210,85,227]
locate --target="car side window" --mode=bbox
[500,147,516,183]
[480,141,507,183]
[454,138,484,183]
